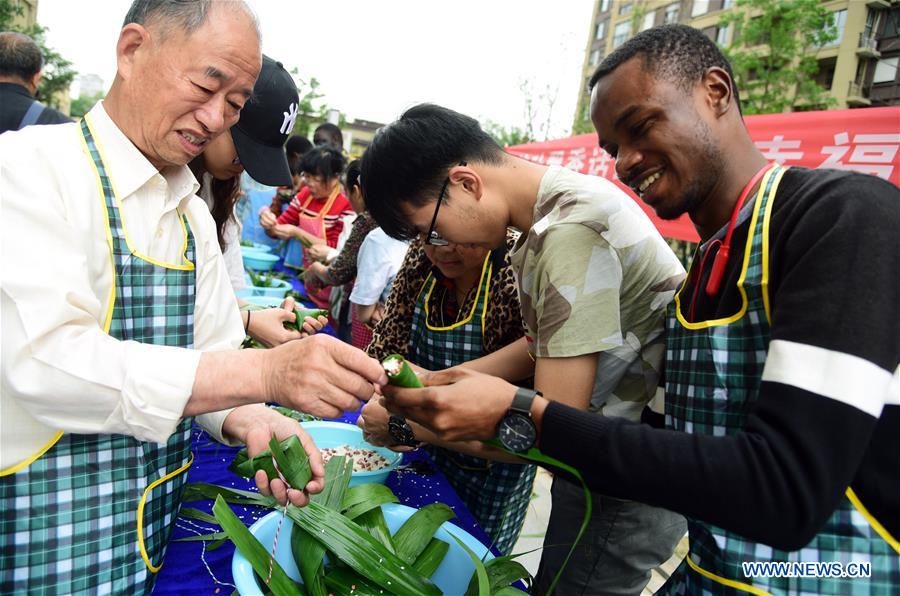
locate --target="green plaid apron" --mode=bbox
[408,255,536,555]
[661,165,900,595]
[0,118,196,594]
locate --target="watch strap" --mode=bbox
[510,387,541,416]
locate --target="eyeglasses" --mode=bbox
[424,161,466,246]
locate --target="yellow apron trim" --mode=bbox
[0,431,65,476]
[137,452,194,572]
[759,167,787,325]
[675,167,778,330]
[846,487,900,554]
[423,255,491,331]
[83,115,195,272]
[684,550,771,596]
[78,125,118,333]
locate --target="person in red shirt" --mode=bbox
[260,145,354,307]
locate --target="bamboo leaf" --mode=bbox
[177,506,220,525]
[392,502,455,565]
[341,484,399,520]
[354,507,396,554]
[451,534,490,596]
[212,495,301,596]
[295,456,353,596]
[286,501,440,595]
[322,567,382,596]
[183,482,275,508]
[268,434,313,490]
[174,531,227,543]
[464,558,531,594]
[492,587,528,595]
[206,538,228,552]
[411,538,450,578]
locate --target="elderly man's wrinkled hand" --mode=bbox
[263,334,387,419]
[233,407,325,507]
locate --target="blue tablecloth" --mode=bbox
[154,414,495,594]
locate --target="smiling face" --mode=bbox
[423,242,489,280]
[120,7,261,169]
[590,56,725,220]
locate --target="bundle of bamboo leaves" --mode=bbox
[180,434,532,595]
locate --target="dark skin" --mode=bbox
[590,57,768,242]
[382,57,776,444]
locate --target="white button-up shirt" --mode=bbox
[0,102,244,470]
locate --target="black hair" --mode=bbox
[300,145,346,180]
[589,24,741,113]
[344,159,362,192]
[187,158,240,251]
[313,122,343,149]
[285,135,313,158]
[360,103,505,241]
[123,0,258,40]
[0,32,43,80]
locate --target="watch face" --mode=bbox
[498,413,536,452]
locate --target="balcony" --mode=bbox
[846,81,872,107]
[865,0,890,9]
[857,33,881,59]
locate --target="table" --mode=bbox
[154,414,496,594]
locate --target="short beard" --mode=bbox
[656,119,725,220]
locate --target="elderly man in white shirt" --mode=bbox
[0,1,386,593]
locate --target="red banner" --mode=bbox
[506,107,900,242]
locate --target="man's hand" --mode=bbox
[263,334,388,418]
[357,398,417,452]
[223,405,325,507]
[382,368,518,442]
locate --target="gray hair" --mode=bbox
[123,0,260,40]
[0,31,43,80]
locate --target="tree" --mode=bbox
[70,91,104,119]
[483,120,532,148]
[288,70,330,138]
[0,0,77,111]
[720,0,838,114]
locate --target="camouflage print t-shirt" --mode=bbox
[510,166,685,422]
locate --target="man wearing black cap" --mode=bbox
[0,2,386,592]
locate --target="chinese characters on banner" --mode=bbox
[507,107,900,242]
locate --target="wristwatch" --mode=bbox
[496,387,540,452]
[388,415,419,447]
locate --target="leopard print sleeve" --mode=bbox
[365,238,431,360]
[483,232,526,354]
[327,213,377,286]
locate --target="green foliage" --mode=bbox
[720,0,839,114]
[70,92,104,118]
[288,69,330,138]
[483,120,533,148]
[0,0,78,111]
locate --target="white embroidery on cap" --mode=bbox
[281,102,298,134]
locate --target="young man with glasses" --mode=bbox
[360,103,687,594]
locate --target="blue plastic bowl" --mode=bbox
[232,503,493,596]
[244,296,285,308]
[242,251,280,272]
[300,421,401,486]
[237,277,292,299]
[240,245,272,257]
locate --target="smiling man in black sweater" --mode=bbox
[382,24,899,594]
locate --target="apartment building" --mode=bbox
[573,0,900,129]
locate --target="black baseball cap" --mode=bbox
[231,55,299,186]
